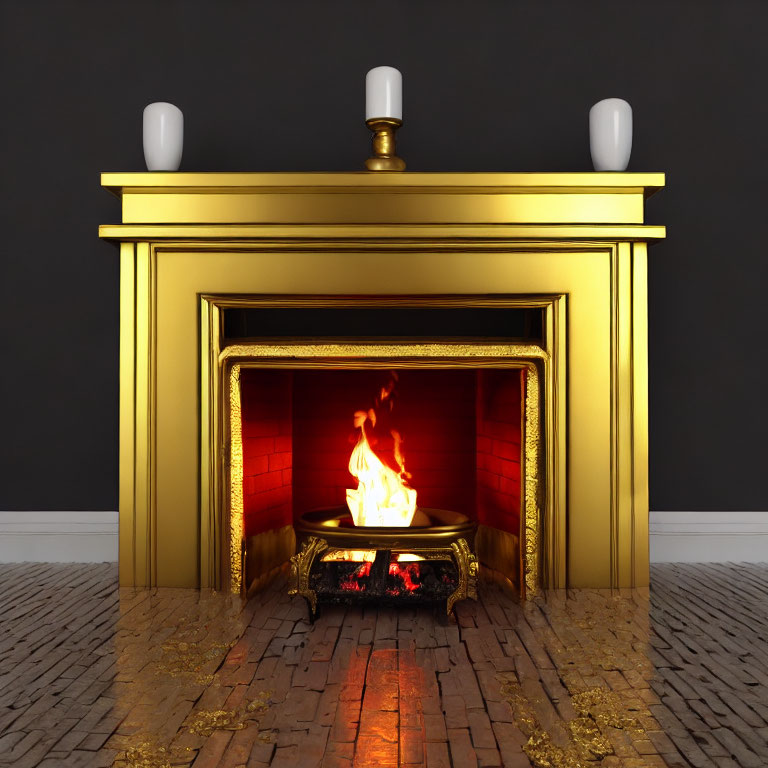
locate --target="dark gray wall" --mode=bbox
[1,0,766,511]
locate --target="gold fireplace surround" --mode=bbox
[101,172,664,594]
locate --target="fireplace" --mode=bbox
[101,171,664,594]
[225,326,543,612]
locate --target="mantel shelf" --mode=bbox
[102,171,665,194]
[100,171,665,231]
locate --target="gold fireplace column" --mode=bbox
[101,172,664,592]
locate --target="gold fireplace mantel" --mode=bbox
[100,172,664,592]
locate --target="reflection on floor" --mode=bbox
[0,563,766,767]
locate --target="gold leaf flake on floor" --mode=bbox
[186,692,273,737]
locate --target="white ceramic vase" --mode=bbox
[589,98,632,171]
[143,102,183,171]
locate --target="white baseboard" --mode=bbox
[650,511,768,563]
[1,510,765,565]
[0,511,118,562]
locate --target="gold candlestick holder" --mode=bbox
[365,118,406,171]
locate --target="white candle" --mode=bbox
[143,102,184,171]
[365,66,402,121]
[589,98,632,171]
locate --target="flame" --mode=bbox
[345,375,417,527]
[321,550,376,562]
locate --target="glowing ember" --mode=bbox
[388,561,420,592]
[346,374,417,527]
[339,560,372,591]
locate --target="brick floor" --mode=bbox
[1,563,767,766]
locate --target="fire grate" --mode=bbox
[312,550,459,603]
[288,507,478,618]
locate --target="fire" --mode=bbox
[339,561,372,591]
[387,561,420,592]
[321,550,376,562]
[337,559,423,594]
[345,374,417,527]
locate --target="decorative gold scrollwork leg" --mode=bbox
[288,536,328,616]
[447,537,479,615]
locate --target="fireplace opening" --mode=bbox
[238,366,526,613]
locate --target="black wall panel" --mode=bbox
[1,0,766,510]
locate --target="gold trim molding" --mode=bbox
[228,365,244,593]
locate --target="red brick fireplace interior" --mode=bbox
[239,368,523,586]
